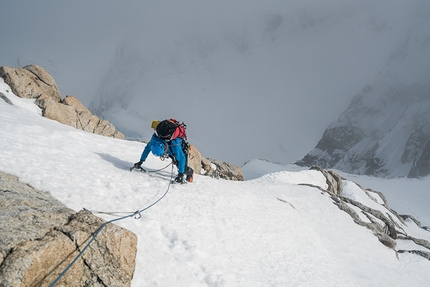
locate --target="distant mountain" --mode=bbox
[297,5,430,178]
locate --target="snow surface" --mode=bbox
[1,80,430,286]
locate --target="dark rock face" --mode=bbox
[297,83,430,178]
[0,170,137,287]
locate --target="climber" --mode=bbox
[132,119,194,184]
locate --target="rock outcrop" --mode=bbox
[0,65,61,102]
[204,159,244,181]
[187,144,244,181]
[187,144,204,175]
[304,166,430,259]
[0,170,137,287]
[0,65,125,139]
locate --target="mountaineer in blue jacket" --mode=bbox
[133,119,194,184]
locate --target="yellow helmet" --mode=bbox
[151,120,160,129]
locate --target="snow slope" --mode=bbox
[1,80,430,286]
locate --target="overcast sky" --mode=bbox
[0,0,423,166]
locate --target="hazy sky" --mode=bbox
[0,0,422,166]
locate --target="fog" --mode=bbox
[0,0,423,166]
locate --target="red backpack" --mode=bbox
[155,119,187,141]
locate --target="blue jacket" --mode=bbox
[140,134,186,173]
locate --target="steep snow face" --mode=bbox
[2,84,430,286]
[88,1,414,166]
[297,4,430,178]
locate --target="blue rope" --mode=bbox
[49,165,175,287]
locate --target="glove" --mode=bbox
[174,173,185,184]
[133,160,143,169]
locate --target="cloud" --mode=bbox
[0,0,423,166]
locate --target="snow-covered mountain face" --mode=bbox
[2,80,430,285]
[88,0,419,166]
[297,3,430,178]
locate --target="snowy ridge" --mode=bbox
[1,80,430,286]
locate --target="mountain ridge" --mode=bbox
[297,4,430,178]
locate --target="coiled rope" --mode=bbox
[49,164,175,287]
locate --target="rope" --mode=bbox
[98,160,175,217]
[49,165,175,287]
[144,161,172,172]
[83,210,138,217]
